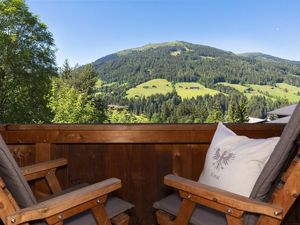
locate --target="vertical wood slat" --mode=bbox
[7,145,35,167]
[173,144,209,180]
[35,143,53,199]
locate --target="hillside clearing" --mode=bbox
[126,80,220,99]
[218,82,264,99]
[250,84,300,103]
[175,82,220,99]
[126,79,173,98]
[218,82,300,102]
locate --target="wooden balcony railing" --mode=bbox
[0,124,299,225]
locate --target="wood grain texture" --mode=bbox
[6,179,121,225]
[7,145,35,167]
[5,124,284,144]
[2,123,298,225]
[165,175,283,219]
[34,143,53,199]
[21,158,67,177]
[92,204,112,225]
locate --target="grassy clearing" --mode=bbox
[175,82,219,99]
[170,50,181,56]
[218,82,248,92]
[201,56,215,60]
[250,83,300,103]
[218,82,264,99]
[126,79,300,102]
[126,79,173,98]
[127,80,220,99]
[275,83,300,94]
[218,82,300,102]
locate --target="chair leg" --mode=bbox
[156,210,174,225]
[111,213,130,225]
[256,215,282,225]
[174,199,196,225]
[53,222,64,225]
[92,205,112,225]
[226,214,243,225]
[45,169,62,194]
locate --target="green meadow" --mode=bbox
[218,82,300,102]
[126,79,220,99]
[126,79,300,102]
[249,83,300,102]
[218,82,264,99]
[175,82,219,99]
[126,79,173,98]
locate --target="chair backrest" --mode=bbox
[251,102,300,200]
[245,102,300,225]
[0,135,37,208]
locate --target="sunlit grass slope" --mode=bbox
[218,82,264,99]
[249,83,300,102]
[126,79,173,98]
[218,82,300,102]
[175,82,220,99]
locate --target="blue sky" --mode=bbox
[27,0,300,67]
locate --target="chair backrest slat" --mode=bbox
[0,135,37,208]
[251,102,300,201]
[245,102,300,225]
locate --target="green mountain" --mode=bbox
[92,41,300,89]
[239,52,300,67]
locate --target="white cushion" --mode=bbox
[199,122,279,197]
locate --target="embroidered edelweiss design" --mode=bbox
[212,147,235,170]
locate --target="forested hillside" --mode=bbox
[89,41,300,123]
[93,41,300,88]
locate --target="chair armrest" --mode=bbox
[6,178,121,225]
[164,174,283,219]
[21,158,67,181]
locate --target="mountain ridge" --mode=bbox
[238,52,300,66]
[91,41,300,89]
[93,41,300,66]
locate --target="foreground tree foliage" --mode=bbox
[107,109,149,123]
[0,0,57,123]
[48,61,106,123]
[48,78,99,123]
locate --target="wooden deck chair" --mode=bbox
[154,102,300,225]
[0,135,133,225]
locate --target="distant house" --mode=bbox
[267,104,297,123]
[248,117,266,124]
[267,116,291,124]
